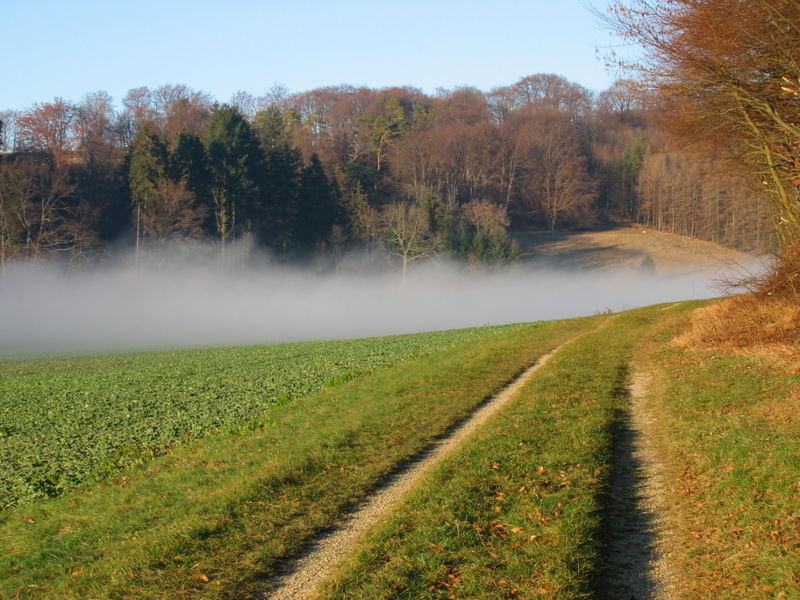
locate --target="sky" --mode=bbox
[5,0,622,112]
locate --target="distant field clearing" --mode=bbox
[514,226,758,274]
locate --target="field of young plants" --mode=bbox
[0,325,514,508]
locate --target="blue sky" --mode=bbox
[6,0,621,112]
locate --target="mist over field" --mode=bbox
[0,247,751,356]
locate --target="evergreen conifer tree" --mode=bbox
[128,122,168,251]
[253,106,303,251]
[171,131,213,234]
[295,153,337,249]
[203,105,264,255]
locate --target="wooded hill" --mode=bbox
[0,74,775,268]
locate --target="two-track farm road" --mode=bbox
[261,332,674,600]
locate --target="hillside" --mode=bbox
[515,226,757,274]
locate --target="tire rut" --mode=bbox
[600,369,675,600]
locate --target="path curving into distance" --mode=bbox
[259,342,572,600]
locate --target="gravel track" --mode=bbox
[259,345,566,600]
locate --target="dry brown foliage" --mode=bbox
[674,245,800,370]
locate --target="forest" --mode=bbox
[0,73,775,271]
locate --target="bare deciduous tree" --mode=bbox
[513,108,598,229]
[382,202,440,281]
[463,199,510,237]
[0,155,81,265]
[16,99,76,164]
[141,180,208,242]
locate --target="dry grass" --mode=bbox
[673,295,800,370]
[644,327,800,599]
[515,226,754,273]
[673,243,800,371]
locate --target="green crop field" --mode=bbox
[0,325,515,508]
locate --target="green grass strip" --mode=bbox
[639,308,800,599]
[0,318,596,599]
[315,306,675,600]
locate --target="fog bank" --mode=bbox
[0,251,752,356]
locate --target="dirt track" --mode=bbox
[261,345,566,600]
[261,326,677,600]
[601,370,675,600]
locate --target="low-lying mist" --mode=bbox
[0,245,754,357]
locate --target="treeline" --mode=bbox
[0,75,775,270]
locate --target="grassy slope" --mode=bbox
[638,309,800,598]
[514,226,752,273]
[314,305,673,600]
[1,318,597,599]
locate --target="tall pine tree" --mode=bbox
[171,130,213,235]
[295,153,337,249]
[128,122,168,251]
[253,106,303,252]
[203,105,264,255]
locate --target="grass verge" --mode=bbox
[314,306,677,600]
[0,318,596,599]
[638,304,800,598]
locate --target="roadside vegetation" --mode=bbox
[638,246,800,598]
[675,242,800,372]
[0,317,597,599]
[637,306,800,598]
